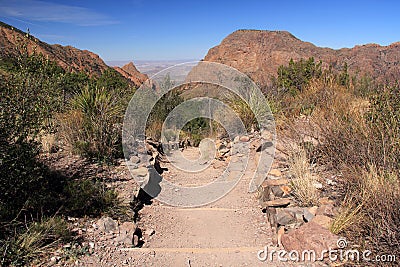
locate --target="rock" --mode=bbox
[213,160,226,169]
[318,197,334,205]
[216,142,226,150]
[97,217,118,233]
[268,169,282,177]
[115,232,133,246]
[219,148,230,155]
[261,130,272,140]
[303,208,315,222]
[281,221,339,256]
[262,198,291,208]
[262,178,288,187]
[283,207,304,222]
[271,186,285,198]
[130,167,148,177]
[312,215,333,229]
[308,206,318,216]
[120,222,136,233]
[276,209,297,225]
[316,204,337,217]
[239,135,250,142]
[326,178,337,186]
[256,141,273,152]
[280,185,292,196]
[130,155,140,164]
[233,136,240,143]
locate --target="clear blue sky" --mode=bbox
[0,0,399,61]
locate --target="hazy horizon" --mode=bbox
[1,1,399,61]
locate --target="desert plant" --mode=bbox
[332,167,400,259]
[275,57,322,96]
[0,216,70,266]
[146,88,184,140]
[274,58,400,263]
[0,43,125,265]
[58,85,124,161]
[288,148,320,206]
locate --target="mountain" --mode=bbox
[203,29,400,87]
[113,62,148,87]
[0,21,146,87]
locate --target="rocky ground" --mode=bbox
[44,132,342,267]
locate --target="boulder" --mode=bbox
[97,217,118,233]
[131,167,149,177]
[256,141,273,152]
[303,208,315,222]
[317,204,337,217]
[239,135,250,142]
[261,130,272,140]
[276,209,297,225]
[130,155,140,164]
[262,198,291,208]
[262,178,288,187]
[281,221,339,256]
[312,215,333,229]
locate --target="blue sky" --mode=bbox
[0,0,399,61]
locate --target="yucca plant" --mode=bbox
[59,85,124,161]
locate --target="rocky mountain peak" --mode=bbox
[204,29,400,87]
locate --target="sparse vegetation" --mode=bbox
[0,45,126,265]
[273,57,400,262]
[288,148,320,206]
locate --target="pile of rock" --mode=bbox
[96,217,141,247]
[258,167,340,253]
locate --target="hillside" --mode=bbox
[0,21,147,87]
[204,29,400,87]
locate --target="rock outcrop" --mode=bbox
[114,62,148,88]
[204,29,400,87]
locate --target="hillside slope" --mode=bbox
[0,21,147,87]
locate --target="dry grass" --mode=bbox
[1,217,70,266]
[288,148,320,206]
[330,167,400,259]
[330,196,364,235]
[279,78,400,260]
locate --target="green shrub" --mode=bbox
[63,179,119,217]
[0,46,124,265]
[275,57,322,96]
[58,85,125,161]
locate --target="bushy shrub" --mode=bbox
[58,85,125,161]
[275,57,322,96]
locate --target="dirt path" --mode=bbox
[125,147,278,266]
[78,145,296,266]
